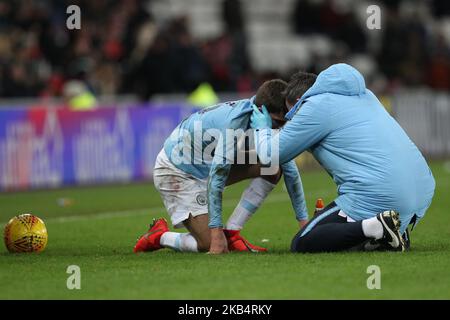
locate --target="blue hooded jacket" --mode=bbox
[256,63,435,233]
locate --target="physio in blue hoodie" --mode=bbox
[251,63,435,253]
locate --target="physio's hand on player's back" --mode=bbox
[208,228,229,254]
[251,105,272,129]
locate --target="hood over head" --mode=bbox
[285,63,366,120]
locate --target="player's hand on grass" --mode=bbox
[208,228,229,254]
[251,105,272,129]
[299,219,308,229]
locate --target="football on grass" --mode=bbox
[4,214,48,253]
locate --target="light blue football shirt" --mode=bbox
[164,98,308,228]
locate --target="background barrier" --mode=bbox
[1,90,449,191]
[0,104,197,191]
[393,91,450,158]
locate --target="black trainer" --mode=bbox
[376,210,405,252]
[362,228,410,252]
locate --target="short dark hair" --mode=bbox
[283,71,317,106]
[254,79,288,114]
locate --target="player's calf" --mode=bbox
[291,203,406,253]
[183,214,211,252]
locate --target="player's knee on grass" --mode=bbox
[291,229,338,253]
[291,235,323,253]
[183,214,211,252]
[290,231,309,253]
[291,221,368,253]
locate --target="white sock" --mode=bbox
[226,177,276,230]
[160,232,198,252]
[362,216,384,240]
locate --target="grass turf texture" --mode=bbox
[1,161,449,299]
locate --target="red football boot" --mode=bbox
[224,229,267,252]
[133,218,169,253]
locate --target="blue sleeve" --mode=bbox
[207,114,249,228]
[207,161,231,228]
[281,160,308,221]
[255,100,330,165]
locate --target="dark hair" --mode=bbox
[283,71,317,106]
[254,79,288,114]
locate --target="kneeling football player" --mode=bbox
[134,80,309,254]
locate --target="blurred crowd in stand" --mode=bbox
[0,0,449,101]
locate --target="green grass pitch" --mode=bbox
[1,161,449,299]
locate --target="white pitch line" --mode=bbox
[0,189,335,225]
[48,193,290,224]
